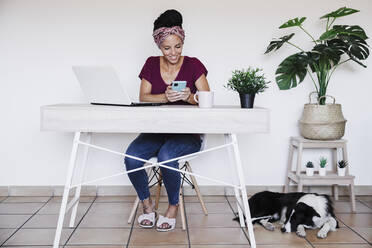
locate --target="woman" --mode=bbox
[124,9,210,232]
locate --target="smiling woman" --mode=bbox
[138,9,210,105]
[124,9,210,232]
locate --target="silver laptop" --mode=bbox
[72,66,163,106]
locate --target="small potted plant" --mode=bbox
[319,157,327,176]
[337,160,348,176]
[225,67,270,108]
[305,161,314,176]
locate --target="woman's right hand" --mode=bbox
[165,86,182,102]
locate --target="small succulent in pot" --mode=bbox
[306,161,314,168]
[337,160,348,168]
[305,161,314,176]
[319,157,327,176]
[319,157,328,168]
[225,67,270,108]
[337,160,348,176]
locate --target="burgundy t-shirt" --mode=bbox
[139,56,208,105]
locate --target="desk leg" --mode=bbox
[54,132,81,248]
[230,134,256,248]
[224,134,245,228]
[69,132,92,227]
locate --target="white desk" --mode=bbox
[41,104,270,248]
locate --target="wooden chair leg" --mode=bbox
[179,189,186,230]
[186,162,208,215]
[155,170,162,210]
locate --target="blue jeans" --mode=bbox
[124,133,201,205]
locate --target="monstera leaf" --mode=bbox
[309,44,343,71]
[275,53,309,90]
[265,33,295,53]
[320,7,359,19]
[319,25,368,41]
[340,35,369,67]
[279,17,306,29]
[324,36,369,67]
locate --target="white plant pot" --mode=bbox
[319,167,326,176]
[338,167,346,176]
[306,167,314,176]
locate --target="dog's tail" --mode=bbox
[233,214,273,224]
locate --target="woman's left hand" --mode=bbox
[180,87,191,102]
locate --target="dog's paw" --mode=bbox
[263,222,275,231]
[317,230,328,239]
[296,229,306,237]
[296,226,306,237]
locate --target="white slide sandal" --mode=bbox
[156,215,176,232]
[138,212,156,228]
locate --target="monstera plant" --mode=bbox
[265,7,369,104]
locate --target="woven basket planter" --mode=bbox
[299,93,347,140]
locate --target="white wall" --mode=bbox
[1,0,371,187]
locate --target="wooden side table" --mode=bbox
[284,136,356,212]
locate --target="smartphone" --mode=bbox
[171,81,187,92]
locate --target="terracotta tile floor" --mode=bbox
[0,195,371,247]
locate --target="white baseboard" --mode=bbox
[2,185,371,196]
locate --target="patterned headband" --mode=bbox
[152,26,185,48]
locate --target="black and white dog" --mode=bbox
[281,193,339,238]
[235,191,339,238]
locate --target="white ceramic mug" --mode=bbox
[194,91,214,108]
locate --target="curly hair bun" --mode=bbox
[153,9,183,31]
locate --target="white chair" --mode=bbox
[127,135,208,230]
